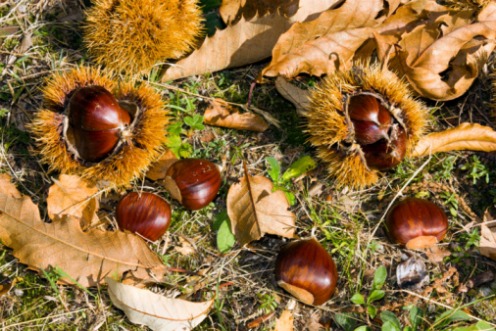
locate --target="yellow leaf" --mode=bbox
[412,123,496,157]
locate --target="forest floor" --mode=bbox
[1,0,496,330]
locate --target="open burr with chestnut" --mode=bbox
[29,66,168,187]
[275,238,338,305]
[385,197,449,250]
[305,64,428,189]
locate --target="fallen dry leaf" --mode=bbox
[274,77,311,115]
[161,0,338,81]
[145,150,178,181]
[0,177,165,287]
[262,0,385,78]
[47,174,99,228]
[411,123,496,157]
[107,278,214,331]
[227,164,296,246]
[203,98,269,132]
[274,309,294,331]
[0,174,21,198]
[480,209,496,261]
[392,1,496,100]
[220,0,301,24]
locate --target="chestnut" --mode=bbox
[164,159,221,210]
[68,86,131,162]
[348,94,392,145]
[275,238,338,305]
[385,197,448,249]
[361,125,407,170]
[116,192,171,241]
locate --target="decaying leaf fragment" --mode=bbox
[0,175,165,287]
[412,123,496,157]
[46,174,99,228]
[203,98,269,132]
[107,278,214,331]
[262,0,385,78]
[227,165,296,246]
[479,209,496,261]
[161,0,338,81]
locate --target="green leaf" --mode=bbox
[333,313,357,331]
[451,321,495,331]
[351,293,365,305]
[353,326,370,331]
[168,121,183,135]
[382,321,401,331]
[405,305,420,329]
[367,290,385,303]
[367,305,378,319]
[281,155,317,181]
[213,211,236,253]
[184,114,205,130]
[373,265,387,290]
[434,309,472,328]
[380,311,401,330]
[266,157,281,182]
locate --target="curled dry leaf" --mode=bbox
[107,278,214,331]
[203,98,269,132]
[392,1,496,100]
[220,0,302,24]
[227,165,296,246]
[47,174,99,228]
[262,0,385,78]
[0,175,165,287]
[411,123,496,157]
[161,0,338,81]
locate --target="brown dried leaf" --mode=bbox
[411,123,496,157]
[274,77,311,115]
[227,165,296,246]
[220,0,302,24]
[274,309,294,331]
[145,150,178,181]
[204,98,269,132]
[107,278,213,331]
[480,209,496,261]
[0,178,165,287]
[262,0,384,78]
[161,0,338,81]
[47,175,99,228]
[393,2,496,100]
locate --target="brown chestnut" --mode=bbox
[361,125,407,171]
[116,192,171,241]
[348,94,392,145]
[164,159,221,210]
[68,86,131,162]
[385,197,448,249]
[275,238,338,305]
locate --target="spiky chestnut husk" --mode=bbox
[439,0,491,11]
[28,66,168,188]
[84,0,203,74]
[305,64,428,189]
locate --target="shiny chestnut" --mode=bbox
[348,94,392,145]
[346,94,407,171]
[275,238,338,305]
[385,197,448,249]
[164,159,221,210]
[116,192,171,241]
[68,86,131,162]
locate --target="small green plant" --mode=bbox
[266,155,317,205]
[212,210,236,253]
[256,292,278,314]
[460,155,489,184]
[351,265,387,320]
